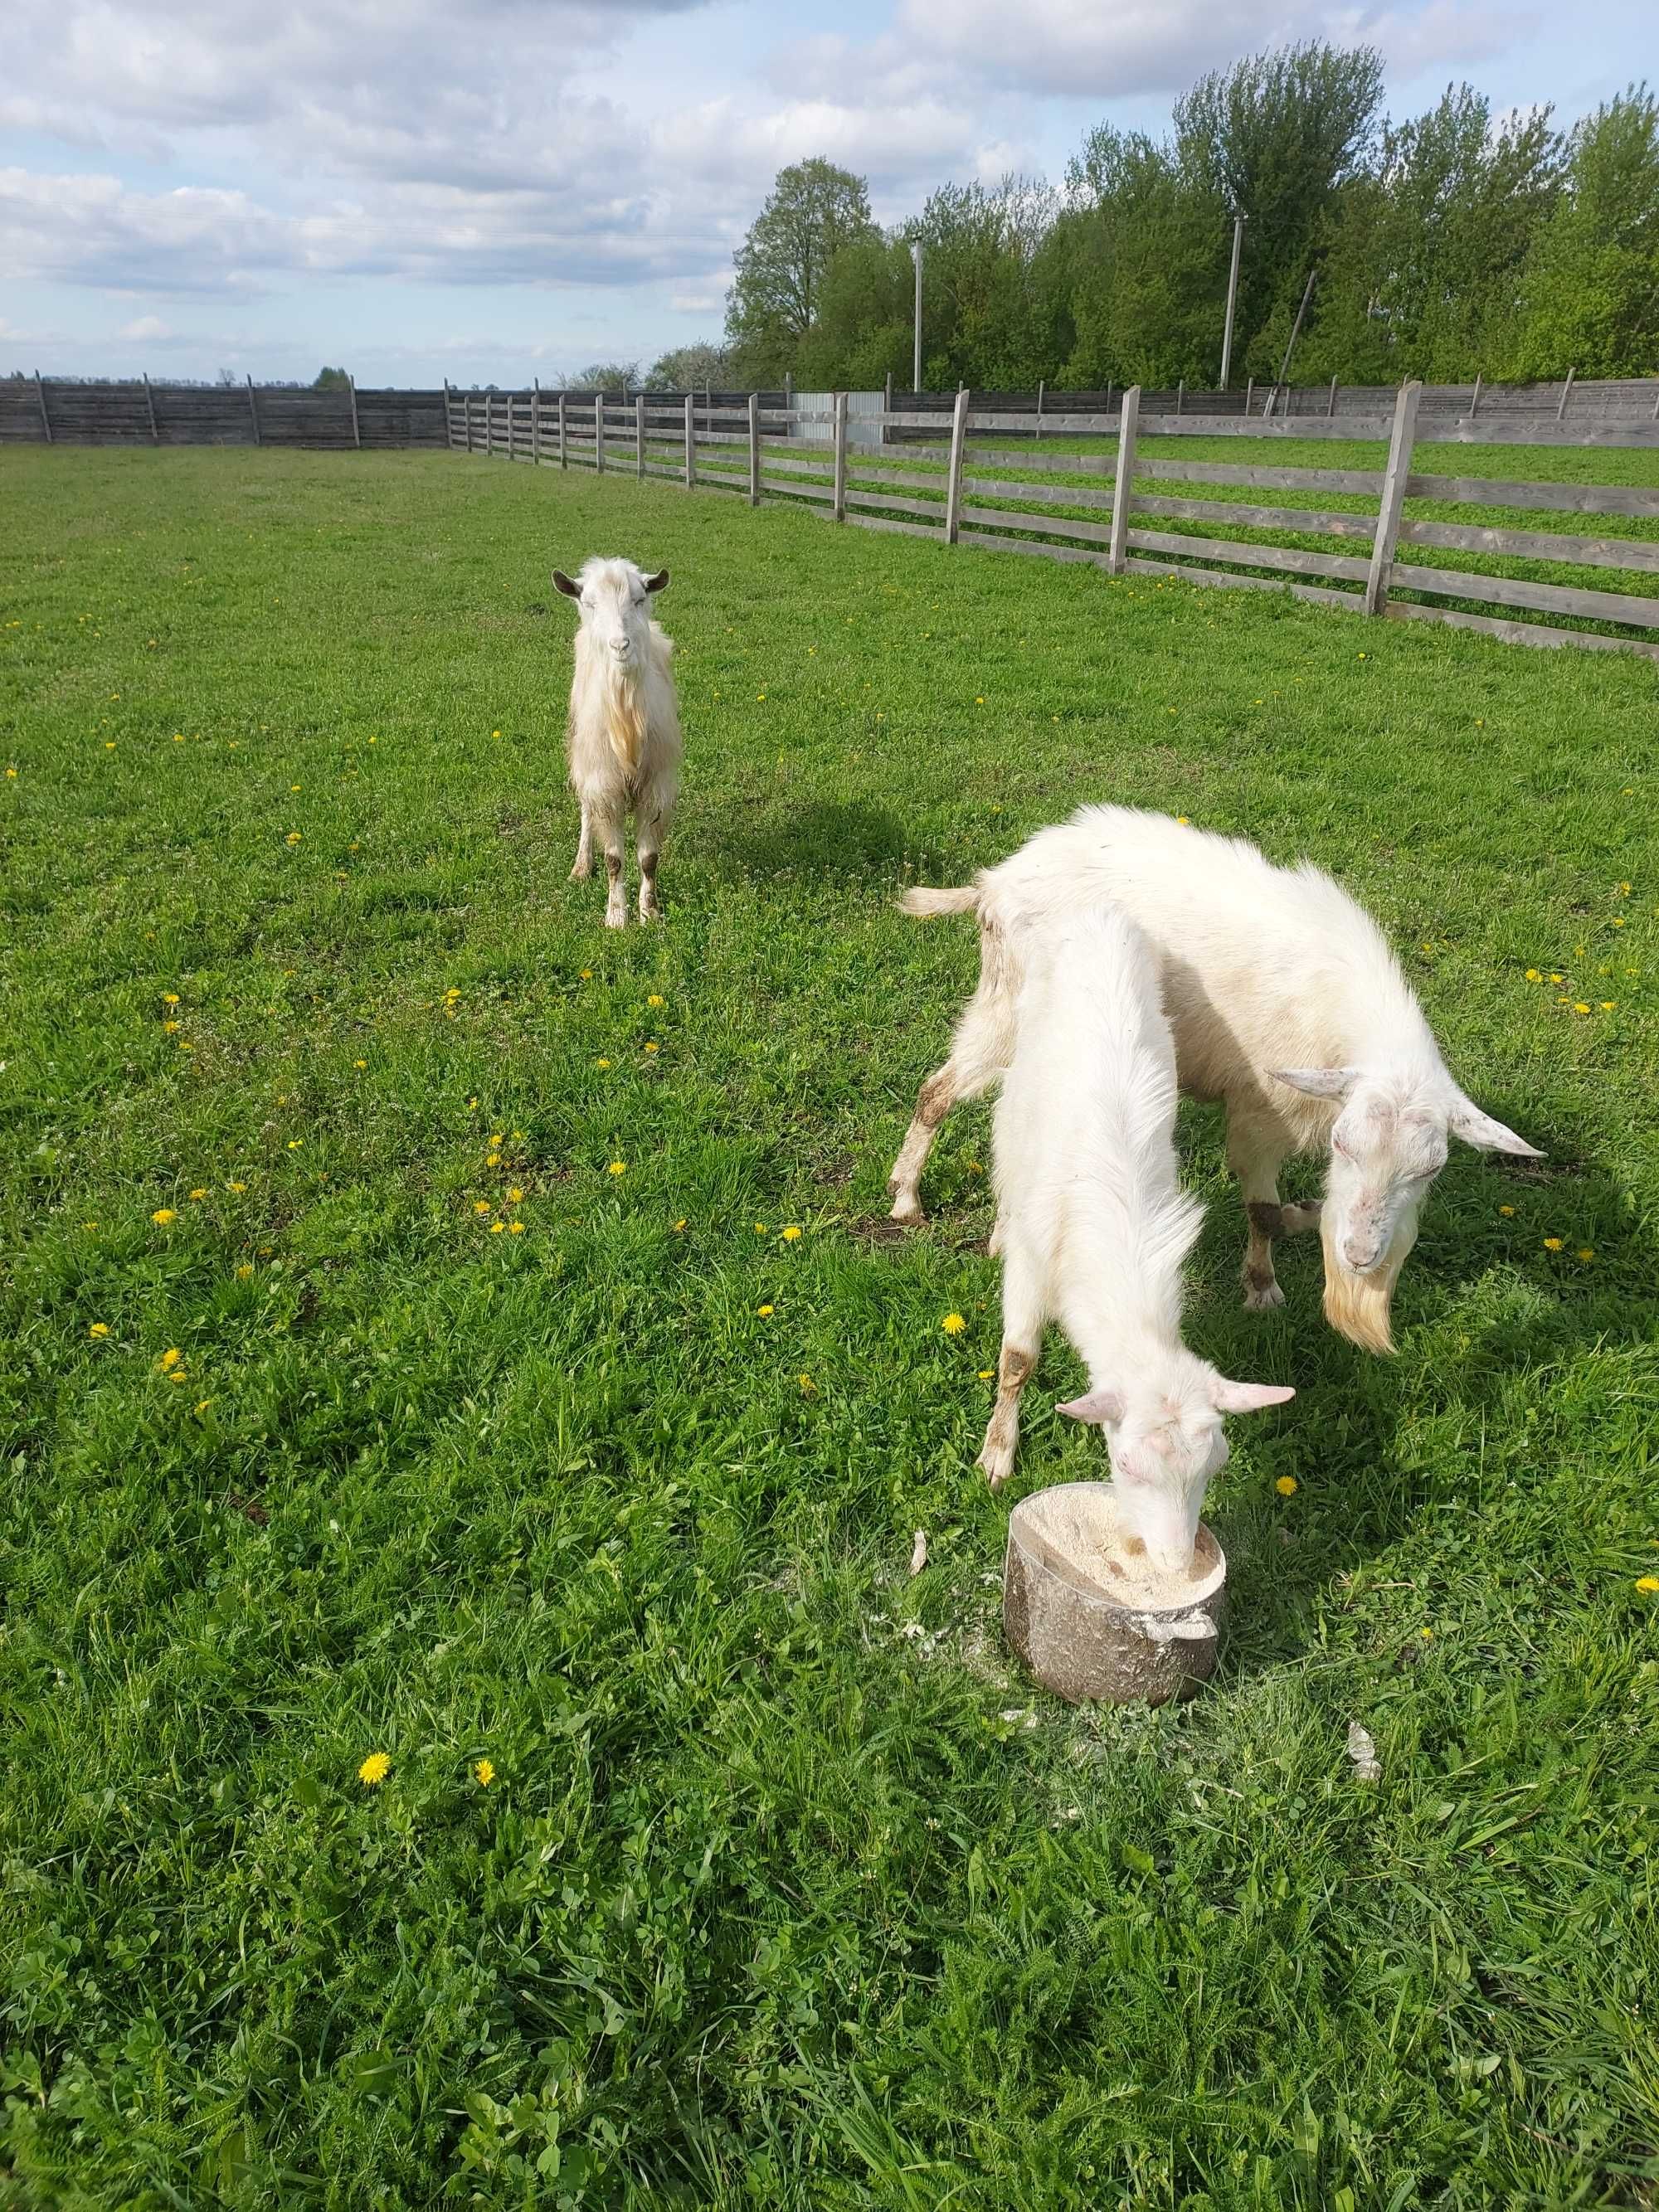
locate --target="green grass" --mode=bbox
[2,445,1658,2210]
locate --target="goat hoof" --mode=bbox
[569,858,592,881]
[978,1457,1010,1491]
[604,910,628,931]
[1243,1279,1286,1312]
[888,1195,923,1226]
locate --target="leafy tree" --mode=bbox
[312,366,351,389]
[1175,41,1386,378]
[571,361,640,391]
[1058,129,1228,386]
[645,342,732,391]
[725,159,878,381]
[1502,86,1659,377]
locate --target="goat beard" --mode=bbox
[1320,1207,1416,1356]
[597,659,648,780]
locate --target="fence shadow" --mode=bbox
[703,800,912,885]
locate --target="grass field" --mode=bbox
[2,444,1657,2210]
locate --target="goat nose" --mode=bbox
[1343,1236,1376,1272]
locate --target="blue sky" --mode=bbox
[2,0,1651,386]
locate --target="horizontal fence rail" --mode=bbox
[452,381,1659,664]
[0,377,450,448]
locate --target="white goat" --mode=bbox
[979,900,1292,1570]
[893,805,1540,1355]
[553,557,681,926]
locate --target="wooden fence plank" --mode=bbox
[1384,600,1659,659]
[1389,562,1659,627]
[760,474,834,501]
[1128,528,1371,582]
[1406,473,1659,519]
[827,512,948,543]
[847,489,949,522]
[945,388,970,542]
[1132,493,1374,537]
[961,503,1115,546]
[1136,456,1383,493]
[960,532,1113,571]
[1122,557,1357,610]
[1398,518,1659,575]
[1108,386,1140,573]
[964,474,1114,511]
[1365,382,1422,615]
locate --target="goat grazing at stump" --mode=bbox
[554,557,681,926]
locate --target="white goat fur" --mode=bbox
[977,902,1292,1566]
[892,805,1539,1354]
[555,557,681,926]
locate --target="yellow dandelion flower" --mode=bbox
[1601,1001,1616,1011]
[158,1348,182,1371]
[474,1758,495,1785]
[195,1398,212,1414]
[353,1058,367,1069]
[1499,1204,1515,1218]
[89,1322,109,1338]
[287,1139,303,1150]
[941,1312,967,1335]
[1637,1577,1659,1595]
[358,1752,391,1787]
[1525,968,1541,982]
[229,1180,246,1193]
[151,1208,178,1225]
[163,992,180,1006]
[580,969,592,980]
[189,1187,207,1200]
[285,831,301,845]
[487,1151,502,1166]
[596,1057,612,1069]
[754,1223,767,1235]
[507,1186,523,1203]
[978,1368,995,1380]
[644,1041,659,1054]
[508,1220,525,1234]
[474,1200,492,1214]
[1543,1237,1564,1252]
[672,1218,687,1232]
[489,1221,506,1234]
[1577,1247,1594,1262]
[781,1224,802,1242]
[647,993,665,1007]
[1573,1003,1590,1014]
[1550,973,1563,983]
[1276,1475,1298,1496]
[163,1018,180,1032]
[799,1373,815,1393]
[608,1160,627,1176]
[1613,917,1626,928]
[757,1303,774,1317]
[1619,882,1632,895]
[236,1263,254,1279]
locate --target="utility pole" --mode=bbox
[1219,212,1245,388]
[1274,265,1318,409]
[910,241,923,393]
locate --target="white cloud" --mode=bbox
[117,312,173,338]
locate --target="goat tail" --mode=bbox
[897,883,980,919]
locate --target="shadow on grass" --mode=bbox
[708,800,913,884]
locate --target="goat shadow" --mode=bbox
[699,800,912,886]
[1178,1118,1653,1682]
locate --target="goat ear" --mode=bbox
[1057,1387,1126,1426]
[641,568,669,594]
[1272,1066,1360,1101]
[1448,1094,1543,1157]
[552,570,581,599]
[1211,1378,1296,1414]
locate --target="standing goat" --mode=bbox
[979,900,1292,1568]
[554,557,681,926]
[892,805,1540,1355]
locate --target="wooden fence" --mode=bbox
[0,377,449,447]
[450,382,1659,663]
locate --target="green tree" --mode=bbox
[312,366,350,389]
[572,361,640,391]
[645,342,732,391]
[1058,128,1228,386]
[725,159,878,382]
[1503,85,1659,378]
[1175,40,1386,378]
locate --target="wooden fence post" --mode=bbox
[944,385,970,543]
[883,369,893,448]
[348,374,361,449]
[1363,379,1422,618]
[143,372,158,445]
[1107,385,1140,574]
[246,374,260,445]
[532,377,540,464]
[747,392,760,507]
[1034,378,1044,441]
[1244,375,1253,416]
[636,391,645,478]
[1557,367,1575,421]
[1470,372,1482,420]
[464,390,473,453]
[684,394,695,488]
[833,390,848,521]
[557,391,567,469]
[1176,377,1185,416]
[1328,374,1339,417]
[596,395,605,474]
[35,372,52,444]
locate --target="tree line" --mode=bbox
[644,45,1657,394]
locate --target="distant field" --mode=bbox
[2,445,1657,2208]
